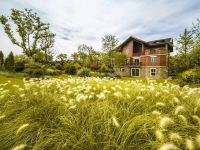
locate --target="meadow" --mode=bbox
[0,77,200,150]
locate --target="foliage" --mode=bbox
[23,61,44,78]
[0,9,55,58]
[4,51,15,72]
[0,78,200,149]
[99,64,114,73]
[45,68,62,76]
[14,55,29,72]
[102,35,119,68]
[113,51,127,67]
[65,65,77,75]
[56,53,67,65]
[77,68,91,77]
[179,67,200,83]
[0,50,4,70]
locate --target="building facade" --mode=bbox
[116,36,173,79]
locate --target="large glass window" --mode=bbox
[150,56,157,64]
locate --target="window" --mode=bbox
[120,68,125,72]
[150,56,157,64]
[150,68,156,76]
[133,58,140,65]
[131,68,140,77]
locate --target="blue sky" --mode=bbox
[0,0,200,56]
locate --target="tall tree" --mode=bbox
[0,9,55,58]
[192,18,200,45]
[102,35,118,68]
[0,50,4,70]
[176,28,194,69]
[4,51,14,72]
[56,53,67,65]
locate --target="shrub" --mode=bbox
[90,71,102,77]
[65,65,77,75]
[55,63,64,70]
[179,67,200,83]
[77,68,91,77]
[15,61,25,72]
[45,68,62,76]
[99,65,114,73]
[23,62,45,78]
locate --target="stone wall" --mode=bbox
[116,67,168,79]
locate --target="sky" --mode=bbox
[0,0,200,56]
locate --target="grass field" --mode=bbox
[0,76,200,149]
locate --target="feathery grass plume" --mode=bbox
[174,105,185,115]
[97,92,106,100]
[12,144,26,150]
[155,130,164,141]
[16,124,29,135]
[156,102,166,107]
[114,92,122,98]
[173,97,180,104]
[0,114,5,120]
[152,110,161,115]
[136,96,144,100]
[158,143,177,150]
[178,115,188,125]
[112,116,120,127]
[160,117,174,129]
[185,139,194,150]
[192,115,200,125]
[169,132,182,141]
[196,135,200,147]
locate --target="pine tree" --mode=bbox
[5,51,15,72]
[0,50,4,70]
[177,28,194,69]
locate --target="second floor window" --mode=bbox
[133,58,140,65]
[150,56,157,64]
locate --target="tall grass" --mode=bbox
[0,77,200,149]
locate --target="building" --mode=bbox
[116,36,173,79]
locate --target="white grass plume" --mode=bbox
[196,135,200,147]
[156,102,166,107]
[169,132,182,141]
[0,114,5,120]
[160,117,174,129]
[152,110,161,115]
[158,143,177,150]
[192,115,200,125]
[174,105,185,115]
[185,139,194,150]
[155,130,164,141]
[12,144,26,150]
[16,124,29,135]
[112,116,120,127]
[178,115,188,125]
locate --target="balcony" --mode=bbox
[121,59,141,67]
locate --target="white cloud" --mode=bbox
[0,0,200,56]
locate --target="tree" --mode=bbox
[192,19,200,47]
[4,51,15,72]
[56,53,67,65]
[113,51,127,68]
[0,9,55,59]
[176,28,194,69]
[0,50,4,70]
[102,35,118,68]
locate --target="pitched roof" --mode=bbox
[117,36,173,52]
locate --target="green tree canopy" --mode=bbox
[0,9,55,58]
[0,50,4,70]
[4,51,15,72]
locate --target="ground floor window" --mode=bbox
[120,68,125,72]
[131,68,140,77]
[150,68,156,76]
